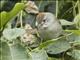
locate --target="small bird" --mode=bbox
[36,12,63,41]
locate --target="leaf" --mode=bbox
[7,3,25,21]
[30,49,48,60]
[0,11,7,29]
[74,14,80,29]
[67,34,80,42]
[67,50,80,60]
[48,57,62,60]
[60,19,74,25]
[65,30,80,46]
[38,38,58,49]
[38,37,71,54]
[0,3,25,29]
[65,30,80,35]
[0,42,11,60]
[3,28,25,40]
[65,31,80,49]
[0,42,31,60]
[9,44,31,60]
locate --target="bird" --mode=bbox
[36,12,63,41]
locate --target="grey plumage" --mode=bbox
[36,12,63,40]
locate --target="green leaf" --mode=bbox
[38,38,58,49]
[68,50,80,60]
[48,57,62,60]
[38,37,71,54]
[67,33,80,46]
[74,14,80,29]
[7,3,25,22]
[68,34,80,41]
[0,42,31,60]
[3,28,25,40]
[30,49,48,60]
[65,30,80,35]
[0,11,7,28]
[0,42,11,60]
[60,19,74,25]
[0,3,25,29]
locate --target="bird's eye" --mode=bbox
[43,19,46,22]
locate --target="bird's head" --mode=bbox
[36,12,57,29]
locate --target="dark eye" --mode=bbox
[43,19,46,22]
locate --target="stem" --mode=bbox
[56,0,58,18]
[38,0,42,9]
[72,1,76,17]
[20,11,23,28]
[78,0,80,14]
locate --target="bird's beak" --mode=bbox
[36,22,38,26]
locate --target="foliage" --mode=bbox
[0,3,25,29]
[0,0,80,60]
